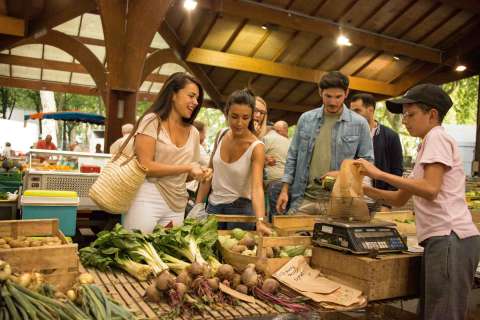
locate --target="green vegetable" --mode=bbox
[80,224,166,279]
[231,228,247,240]
[283,245,306,257]
[152,216,218,265]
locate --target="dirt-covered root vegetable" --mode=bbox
[155,270,175,292]
[187,262,205,277]
[231,273,241,288]
[216,264,235,281]
[66,289,77,301]
[235,284,249,295]
[262,278,280,294]
[145,283,163,303]
[266,247,274,258]
[207,277,219,291]
[241,265,258,288]
[231,244,248,253]
[17,272,32,287]
[175,282,188,299]
[78,272,95,285]
[0,260,12,281]
[238,235,256,249]
[255,257,269,274]
[176,270,192,287]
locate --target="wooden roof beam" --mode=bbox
[0,76,99,96]
[159,21,224,106]
[436,0,480,14]
[0,15,24,36]
[187,48,399,96]
[0,53,168,83]
[198,0,443,64]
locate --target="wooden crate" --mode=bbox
[0,219,79,292]
[215,214,312,276]
[310,247,421,301]
[272,215,322,235]
[374,210,416,236]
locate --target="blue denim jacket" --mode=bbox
[281,105,374,211]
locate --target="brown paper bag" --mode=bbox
[273,256,365,307]
[329,159,370,221]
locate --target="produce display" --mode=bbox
[0,236,63,249]
[0,159,22,173]
[80,217,311,318]
[0,259,135,320]
[466,190,480,209]
[218,228,312,258]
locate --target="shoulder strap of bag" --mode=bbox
[208,128,229,168]
[113,114,162,166]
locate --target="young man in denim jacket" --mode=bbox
[276,71,374,214]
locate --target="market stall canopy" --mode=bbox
[24,112,105,125]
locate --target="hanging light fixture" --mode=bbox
[183,0,198,11]
[455,64,467,72]
[336,34,352,46]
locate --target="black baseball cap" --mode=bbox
[386,83,453,114]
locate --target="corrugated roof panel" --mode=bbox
[150,82,163,93]
[12,66,41,79]
[151,33,169,49]
[139,81,151,92]
[53,15,81,36]
[0,63,10,76]
[11,44,43,59]
[80,13,104,40]
[44,45,74,62]
[70,72,96,86]
[42,69,71,83]
[159,63,185,75]
[85,44,105,62]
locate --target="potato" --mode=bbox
[30,241,43,247]
[0,239,6,245]
[0,244,10,249]
[8,240,25,248]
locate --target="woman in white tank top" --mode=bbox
[195,89,271,236]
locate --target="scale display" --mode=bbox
[312,220,407,254]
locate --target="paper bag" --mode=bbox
[273,256,365,307]
[329,159,370,221]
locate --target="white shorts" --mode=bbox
[123,181,184,233]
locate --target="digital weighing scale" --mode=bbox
[312,218,407,254]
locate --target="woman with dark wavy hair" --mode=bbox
[120,72,211,232]
[194,88,271,235]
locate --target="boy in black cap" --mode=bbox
[354,83,480,320]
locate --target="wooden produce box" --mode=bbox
[0,219,79,292]
[311,247,421,301]
[272,215,322,235]
[374,210,416,236]
[215,214,312,276]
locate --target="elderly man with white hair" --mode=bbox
[109,123,134,155]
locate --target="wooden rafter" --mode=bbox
[436,0,480,14]
[0,53,168,83]
[0,15,24,36]
[187,48,400,96]
[198,0,444,64]
[159,21,223,106]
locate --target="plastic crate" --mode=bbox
[0,172,22,193]
[21,191,79,236]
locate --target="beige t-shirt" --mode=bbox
[129,113,200,212]
[262,130,290,185]
[304,112,340,200]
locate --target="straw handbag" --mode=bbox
[89,116,159,213]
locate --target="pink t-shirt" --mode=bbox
[410,126,479,243]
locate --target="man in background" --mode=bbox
[350,93,403,211]
[263,123,290,216]
[36,134,57,150]
[273,120,289,138]
[109,123,134,155]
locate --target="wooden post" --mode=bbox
[474,77,480,176]
[104,90,137,150]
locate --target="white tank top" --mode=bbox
[208,131,263,205]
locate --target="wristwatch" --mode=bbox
[256,216,265,222]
